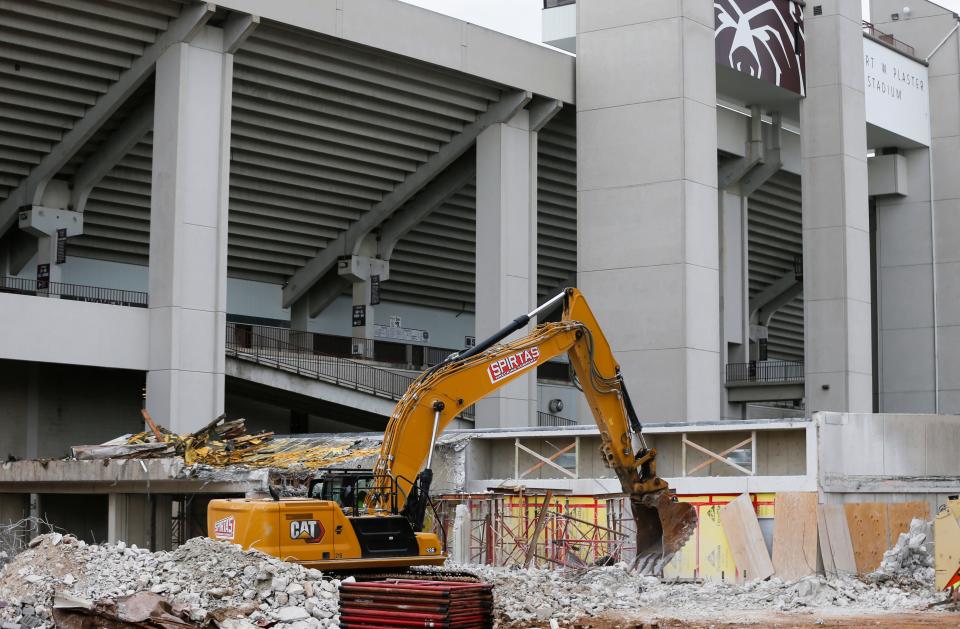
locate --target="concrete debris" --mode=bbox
[869,518,936,587]
[461,562,943,625]
[0,534,339,628]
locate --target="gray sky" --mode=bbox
[400,0,960,44]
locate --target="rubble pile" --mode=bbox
[0,534,339,628]
[464,562,943,625]
[869,517,936,587]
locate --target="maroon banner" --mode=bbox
[715,0,806,95]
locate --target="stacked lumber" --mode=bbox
[339,579,493,628]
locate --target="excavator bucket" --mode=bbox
[630,490,698,575]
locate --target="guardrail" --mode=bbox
[863,20,916,57]
[725,360,804,384]
[226,323,475,419]
[0,276,148,307]
[537,411,577,427]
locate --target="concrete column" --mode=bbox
[339,253,389,359]
[874,150,937,412]
[801,3,872,412]
[290,298,313,352]
[107,493,150,548]
[721,190,750,419]
[146,28,232,433]
[17,194,82,292]
[576,2,721,421]
[475,109,538,428]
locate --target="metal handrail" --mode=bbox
[537,411,577,427]
[0,276,148,307]
[863,20,917,57]
[226,322,475,419]
[725,360,804,384]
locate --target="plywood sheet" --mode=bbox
[772,492,818,581]
[719,493,774,581]
[888,501,930,544]
[845,502,886,574]
[821,504,857,576]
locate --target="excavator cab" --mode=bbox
[309,470,384,516]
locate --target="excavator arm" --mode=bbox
[369,288,697,572]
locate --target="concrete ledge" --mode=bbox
[216,0,576,103]
[467,474,816,495]
[0,459,259,494]
[0,292,148,370]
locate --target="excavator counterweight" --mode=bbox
[208,288,697,574]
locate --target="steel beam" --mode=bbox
[0,1,215,234]
[223,12,260,54]
[379,154,475,259]
[282,89,531,312]
[70,100,154,213]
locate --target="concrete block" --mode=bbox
[803,227,847,301]
[683,99,719,189]
[801,85,844,159]
[930,74,960,139]
[935,200,960,264]
[933,136,960,202]
[868,154,908,197]
[577,101,683,191]
[578,0,713,34]
[680,16,717,107]
[685,181,720,271]
[876,201,932,268]
[880,327,936,393]
[576,20,683,111]
[847,298,873,375]
[882,414,928,476]
[614,348,685,420]
[578,266,684,351]
[577,181,684,271]
[936,262,960,326]
[940,389,960,416]
[805,299,849,375]
[685,348,721,420]
[881,390,937,413]
[879,264,934,329]
[685,264,720,352]
[802,155,869,231]
[936,326,960,390]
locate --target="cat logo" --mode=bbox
[289,519,324,543]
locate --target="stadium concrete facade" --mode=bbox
[2,0,960,543]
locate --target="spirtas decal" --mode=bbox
[213,516,235,540]
[487,347,540,383]
[289,519,325,543]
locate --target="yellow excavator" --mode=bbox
[208,288,697,574]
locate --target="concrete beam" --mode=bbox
[71,100,154,213]
[379,153,475,259]
[0,2,215,234]
[213,0,575,103]
[223,12,260,53]
[749,269,802,324]
[726,382,805,403]
[283,90,531,313]
[528,97,564,133]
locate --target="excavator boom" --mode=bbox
[370,288,697,573]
